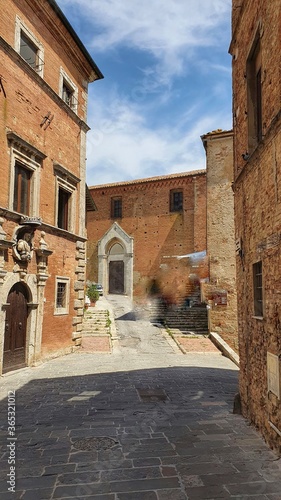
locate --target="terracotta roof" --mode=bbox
[88,169,206,190]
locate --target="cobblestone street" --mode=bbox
[0,295,280,499]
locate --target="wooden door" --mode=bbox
[109,261,124,294]
[3,283,28,373]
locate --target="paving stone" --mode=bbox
[20,488,55,500]
[101,466,162,481]
[156,489,188,500]
[117,492,157,499]
[15,475,57,490]
[185,484,231,499]
[226,481,281,496]
[57,470,100,485]
[133,457,161,467]
[53,483,111,497]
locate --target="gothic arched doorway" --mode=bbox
[3,282,29,373]
[98,222,134,298]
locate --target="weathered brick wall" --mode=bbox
[202,130,238,352]
[87,172,207,303]
[231,0,281,452]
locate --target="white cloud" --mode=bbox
[86,94,231,185]
[58,0,231,82]
[56,0,232,185]
[60,0,230,51]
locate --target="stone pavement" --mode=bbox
[0,295,280,499]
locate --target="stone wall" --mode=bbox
[201,130,238,352]
[230,0,281,452]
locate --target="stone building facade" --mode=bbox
[201,130,238,352]
[0,0,102,374]
[87,171,207,305]
[230,0,281,451]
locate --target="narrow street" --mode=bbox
[0,295,280,499]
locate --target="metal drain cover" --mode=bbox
[72,436,118,451]
[137,388,168,402]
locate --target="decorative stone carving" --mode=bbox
[35,231,53,285]
[12,227,34,262]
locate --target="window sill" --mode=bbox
[252,315,264,321]
[54,309,69,316]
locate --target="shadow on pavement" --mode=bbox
[0,363,280,499]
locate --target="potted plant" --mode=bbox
[86,283,100,306]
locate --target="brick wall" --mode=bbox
[0,0,101,372]
[87,171,207,304]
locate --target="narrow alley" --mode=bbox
[0,295,280,499]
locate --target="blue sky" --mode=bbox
[57,0,232,186]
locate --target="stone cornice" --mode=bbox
[0,207,87,243]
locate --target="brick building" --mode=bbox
[87,171,207,305]
[0,0,103,374]
[230,0,281,450]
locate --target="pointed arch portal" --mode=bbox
[98,222,133,298]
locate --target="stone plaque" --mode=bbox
[267,352,280,399]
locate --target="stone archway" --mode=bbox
[98,223,133,298]
[3,282,29,373]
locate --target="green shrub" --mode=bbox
[86,283,100,303]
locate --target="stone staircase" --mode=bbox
[149,300,209,335]
[80,307,111,352]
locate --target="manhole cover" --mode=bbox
[137,388,168,402]
[72,436,118,451]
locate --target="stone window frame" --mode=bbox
[8,133,44,217]
[54,276,70,315]
[170,189,183,212]
[15,15,44,76]
[59,67,78,113]
[253,260,263,318]
[54,163,79,234]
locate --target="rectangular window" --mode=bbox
[59,68,78,112]
[111,197,122,218]
[15,17,44,76]
[253,261,263,317]
[247,39,262,152]
[57,188,71,230]
[170,190,183,212]
[8,132,44,217]
[55,277,70,315]
[13,162,31,215]
[20,32,38,69]
[56,282,67,309]
[62,80,75,108]
[54,163,79,233]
